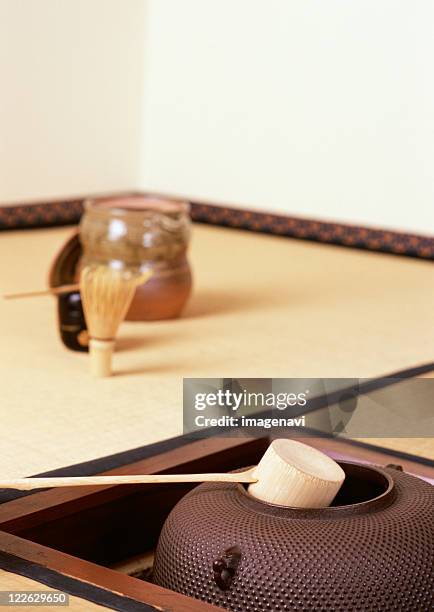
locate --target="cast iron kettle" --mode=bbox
[153,462,434,611]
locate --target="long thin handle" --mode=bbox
[0,471,257,491]
[4,284,80,300]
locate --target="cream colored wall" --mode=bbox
[141,0,434,235]
[0,1,433,236]
[0,0,147,204]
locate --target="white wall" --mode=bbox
[0,0,147,204]
[141,0,434,235]
[0,1,433,235]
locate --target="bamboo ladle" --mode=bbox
[0,440,345,507]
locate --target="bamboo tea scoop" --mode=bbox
[0,440,345,507]
[3,284,80,300]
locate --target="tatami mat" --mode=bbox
[1,224,433,477]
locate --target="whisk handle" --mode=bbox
[89,338,115,377]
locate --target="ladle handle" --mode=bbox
[0,471,257,491]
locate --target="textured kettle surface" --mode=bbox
[153,464,434,612]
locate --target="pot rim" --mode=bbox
[236,461,396,518]
[84,195,190,217]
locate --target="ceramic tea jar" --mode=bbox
[49,196,192,351]
[79,196,192,321]
[153,462,434,612]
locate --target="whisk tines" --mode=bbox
[80,265,152,377]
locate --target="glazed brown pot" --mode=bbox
[79,196,192,322]
[49,231,192,322]
[126,256,192,321]
[49,197,192,351]
[153,462,434,611]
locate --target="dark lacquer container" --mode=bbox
[153,462,434,612]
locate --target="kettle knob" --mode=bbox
[212,546,241,591]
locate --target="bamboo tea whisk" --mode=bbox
[80,265,152,377]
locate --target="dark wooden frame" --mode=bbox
[0,434,432,611]
[0,194,432,260]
